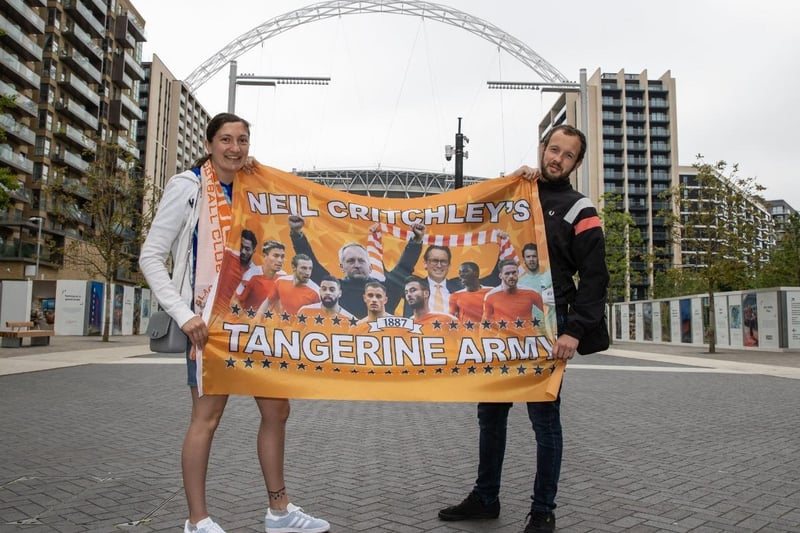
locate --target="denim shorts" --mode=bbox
[185,341,197,387]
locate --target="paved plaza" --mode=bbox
[0,337,798,532]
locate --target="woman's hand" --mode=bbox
[181,315,208,359]
[242,156,260,174]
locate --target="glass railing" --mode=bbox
[0,144,33,173]
[0,48,40,89]
[0,14,44,60]
[0,113,35,144]
[0,80,37,116]
[5,0,45,34]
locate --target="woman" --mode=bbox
[140,113,329,533]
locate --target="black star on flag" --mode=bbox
[230,304,241,316]
[534,365,543,375]
[515,318,525,329]
[517,364,526,374]
[263,310,274,319]
[280,312,291,321]
[279,361,289,369]
[262,359,271,368]
[314,315,325,325]
[226,357,235,368]
[500,365,510,374]
[331,316,342,326]
[498,319,508,330]
[348,317,359,327]
[297,314,308,324]
[244,357,254,368]
[246,308,256,318]
[449,321,458,330]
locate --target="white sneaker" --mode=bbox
[265,504,330,533]
[184,516,226,533]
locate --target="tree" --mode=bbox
[756,212,800,287]
[600,193,645,303]
[661,155,766,353]
[48,143,153,341]
[0,93,20,210]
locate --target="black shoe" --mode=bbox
[524,510,556,533]
[438,492,500,521]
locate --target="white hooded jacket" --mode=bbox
[139,170,201,328]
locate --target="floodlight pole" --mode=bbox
[487,68,589,194]
[227,61,331,113]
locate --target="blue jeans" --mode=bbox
[473,312,565,512]
[473,399,562,513]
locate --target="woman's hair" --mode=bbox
[192,112,251,168]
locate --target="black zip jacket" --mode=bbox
[537,178,609,341]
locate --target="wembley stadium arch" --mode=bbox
[186,1,567,196]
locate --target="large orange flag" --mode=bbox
[199,164,562,402]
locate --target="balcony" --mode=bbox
[0,80,37,117]
[111,56,132,89]
[650,127,670,138]
[64,204,92,226]
[116,134,140,159]
[7,181,31,203]
[650,113,669,123]
[122,51,145,80]
[63,22,103,62]
[63,0,105,38]
[59,48,102,84]
[55,123,97,152]
[651,142,671,153]
[0,48,40,89]
[82,0,106,17]
[63,177,92,200]
[55,98,99,130]
[127,12,146,41]
[626,113,646,122]
[58,71,100,108]
[0,144,34,174]
[52,148,90,173]
[113,14,136,49]
[0,113,35,145]
[116,92,143,120]
[627,141,647,152]
[109,101,130,130]
[5,0,45,34]
[0,13,44,61]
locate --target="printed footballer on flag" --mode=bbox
[199,164,562,402]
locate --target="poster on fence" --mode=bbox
[199,165,561,402]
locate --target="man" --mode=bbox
[288,215,424,318]
[358,281,392,324]
[213,229,258,317]
[449,262,492,323]
[482,259,544,323]
[518,244,549,292]
[235,240,286,312]
[297,275,354,321]
[403,275,453,327]
[261,254,320,316]
[404,245,500,317]
[438,124,608,533]
[518,243,556,332]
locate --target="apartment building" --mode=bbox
[766,199,796,242]
[0,0,146,281]
[678,164,775,268]
[539,69,680,300]
[138,54,209,198]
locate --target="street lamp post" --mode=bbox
[445,117,469,190]
[28,216,43,279]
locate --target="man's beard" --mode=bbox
[321,297,336,309]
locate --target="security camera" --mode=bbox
[444,145,454,161]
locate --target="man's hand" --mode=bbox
[181,315,208,359]
[410,222,426,242]
[550,333,578,360]
[510,165,541,181]
[288,215,305,235]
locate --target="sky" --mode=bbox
[132,0,800,206]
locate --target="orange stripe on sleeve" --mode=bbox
[574,216,602,235]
